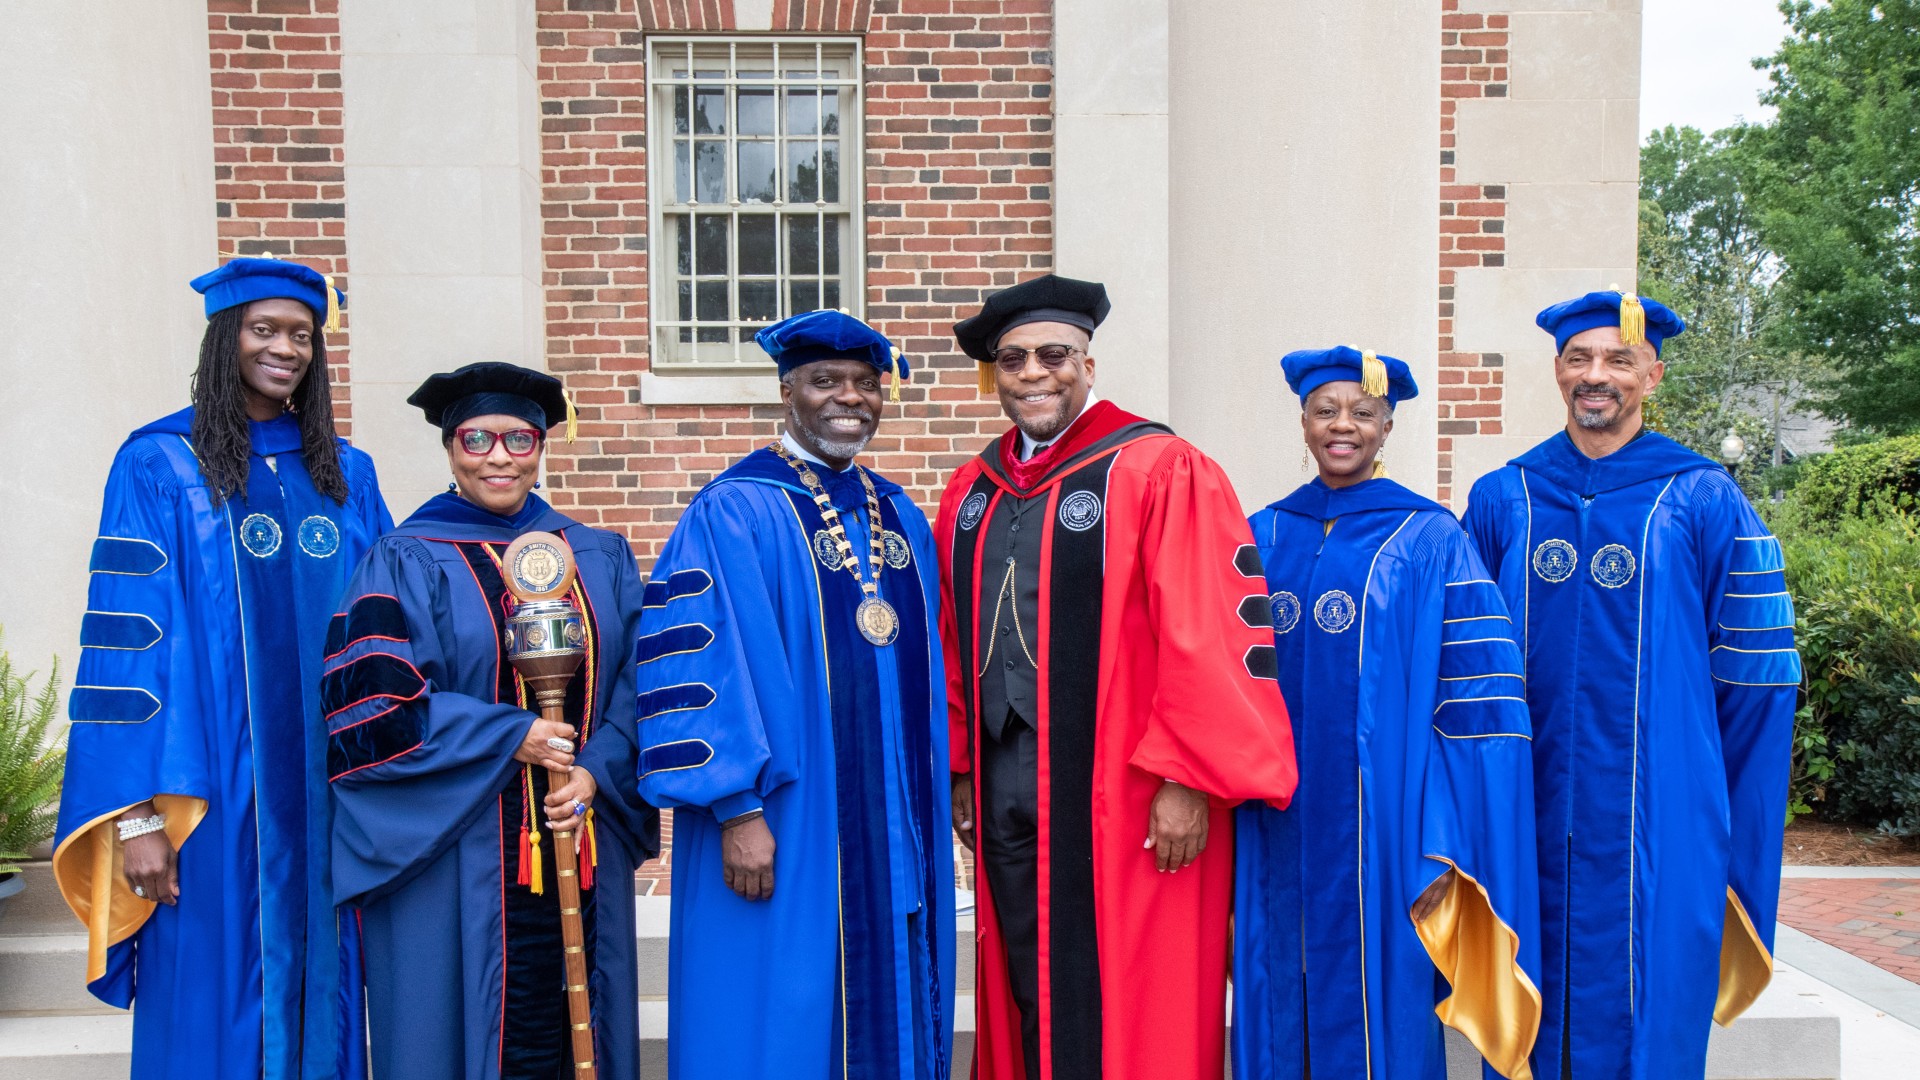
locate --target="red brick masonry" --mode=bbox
[1778,877,1920,984]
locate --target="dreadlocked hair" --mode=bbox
[188,305,350,506]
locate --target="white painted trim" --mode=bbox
[638,372,782,405]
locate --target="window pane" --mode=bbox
[821,144,840,203]
[738,89,775,136]
[694,141,725,203]
[821,89,841,136]
[788,143,818,203]
[694,87,726,134]
[823,280,841,311]
[787,215,819,275]
[739,280,778,327]
[738,64,773,81]
[673,141,690,203]
[676,281,692,343]
[784,89,818,136]
[674,88,690,135]
[738,216,777,276]
[737,142,776,203]
[696,281,728,342]
[694,214,730,276]
[672,214,691,274]
[823,218,840,274]
[790,279,821,315]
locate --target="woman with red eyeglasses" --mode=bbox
[323,362,658,1080]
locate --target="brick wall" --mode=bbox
[1435,0,1509,506]
[206,0,355,431]
[534,0,1053,565]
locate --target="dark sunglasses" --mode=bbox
[454,428,543,457]
[991,344,1083,373]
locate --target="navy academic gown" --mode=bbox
[324,493,657,1080]
[53,407,389,1080]
[634,447,955,1080]
[1235,478,1541,1080]
[1462,431,1802,1080]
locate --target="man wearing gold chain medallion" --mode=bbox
[634,310,955,1080]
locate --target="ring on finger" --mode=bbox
[132,885,145,898]
[545,736,574,753]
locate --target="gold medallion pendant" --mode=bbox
[856,596,900,646]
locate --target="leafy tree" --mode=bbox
[1748,0,1920,434]
[1639,125,1819,489]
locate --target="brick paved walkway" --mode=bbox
[1778,877,1920,982]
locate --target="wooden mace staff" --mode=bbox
[501,531,597,1080]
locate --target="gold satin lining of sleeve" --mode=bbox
[50,794,208,985]
[1413,858,1542,1080]
[1715,887,1774,1026]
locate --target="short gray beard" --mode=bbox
[1570,383,1623,430]
[803,428,873,460]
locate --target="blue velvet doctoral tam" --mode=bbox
[1236,478,1541,1080]
[54,407,390,1080]
[635,447,955,1080]
[325,493,658,1080]
[1463,431,1801,1080]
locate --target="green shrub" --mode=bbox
[1788,434,1920,525]
[1777,507,1920,836]
[0,632,65,875]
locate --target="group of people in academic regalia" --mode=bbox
[52,255,1798,1080]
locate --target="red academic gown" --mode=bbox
[937,401,1299,1080]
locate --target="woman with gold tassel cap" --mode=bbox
[52,257,389,1080]
[1233,347,1543,1080]
[322,362,658,1079]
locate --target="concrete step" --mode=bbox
[0,1014,131,1080]
[0,862,79,936]
[0,933,118,1016]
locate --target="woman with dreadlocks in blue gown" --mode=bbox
[53,258,389,1080]
[323,362,657,1080]
[1233,347,1542,1080]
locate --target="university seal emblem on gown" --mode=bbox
[1532,538,1577,583]
[1313,589,1356,633]
[811,529,843,569]
[240,512,283,557]
[883,529,912,568]
[1590,543,1636,588]
[1057,489,1102,531]
[297,514,340,557]
[958,490,989,530]
[1269,590,1302,634]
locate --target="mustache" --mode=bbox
[817,408,875,423]
[1572,383,1622,402]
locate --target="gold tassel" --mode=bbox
[977,362,995,395]
[1618,291,1647,347]
[321,274,343,335]
[528,825,545,896]
[1360,350,1389,399]
[889,346,904,403]
[563,392,578,443]
[1373,457,1389,479]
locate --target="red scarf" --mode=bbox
[996,399,1145,491]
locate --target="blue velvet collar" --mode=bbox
[1512,429,1716,496]
[1270,477,1445,522]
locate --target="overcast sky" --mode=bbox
[1640,0,1792,135]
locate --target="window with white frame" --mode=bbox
[646,37,863,371]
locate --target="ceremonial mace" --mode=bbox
[500,531,597,1080]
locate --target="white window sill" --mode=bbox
[639,371,783,406]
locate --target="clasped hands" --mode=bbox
[516,716,597,831]
[949,773,1211,873]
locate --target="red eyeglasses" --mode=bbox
[454,428,544,457]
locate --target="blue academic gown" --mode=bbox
[324,493,658,1080]
[1462,431,1802,1080]
[1235,478,1541,1080]
[634,447,955,1080]
[53,407,389,1080]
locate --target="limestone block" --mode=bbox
[1055,0,1169,116]
[340,54,524,168]
[1454,98,1607,185]
[1504,181,1640,270]
[1510,12,1641,102]
[347,166,529,277]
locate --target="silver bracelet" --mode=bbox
[116,815,166,842]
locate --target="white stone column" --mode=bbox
[1053,0,1172,423]
[1450,0,1642,496]
[338,0,545,518]
[0,1,217,679]
[1167,1,1442,509]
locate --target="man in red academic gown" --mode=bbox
[938,274,1299,1080]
